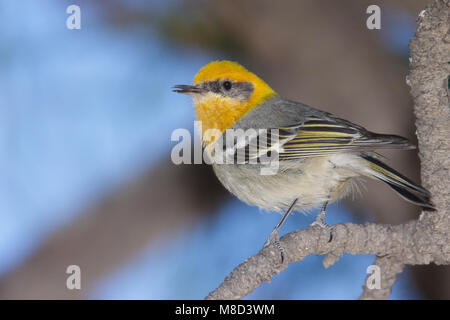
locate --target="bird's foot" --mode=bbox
[264,229,285,263]
[310,214,333,242]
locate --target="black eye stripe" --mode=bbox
[205,80,221,93]
[202,80,254,101]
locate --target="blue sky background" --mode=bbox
[0,0,420,299]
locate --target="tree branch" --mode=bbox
[206,0,449,300]
[206,220,450,300]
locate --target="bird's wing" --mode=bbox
[228,115,413,163]
[271,116,413,160]
[218,97,413,163]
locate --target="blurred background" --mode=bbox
[0,0,448,299]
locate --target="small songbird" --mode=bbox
[173,60,434,260]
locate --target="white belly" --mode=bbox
[212,154,364,213]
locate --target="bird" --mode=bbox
[173,60,434,261]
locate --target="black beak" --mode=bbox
[172,84,204,94]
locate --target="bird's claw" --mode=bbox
[264,229,285,263]
[311,219,333,242]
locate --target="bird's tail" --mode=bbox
[361,153,435,211]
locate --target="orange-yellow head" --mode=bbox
[173,61,277,141]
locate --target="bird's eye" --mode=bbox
[223,81,232,91]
